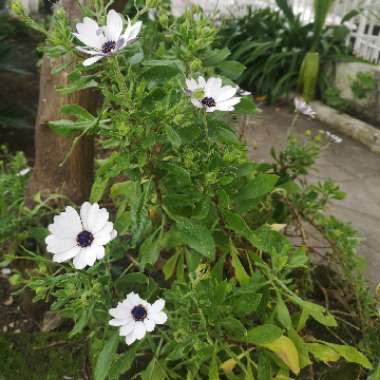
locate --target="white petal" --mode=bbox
[125,331,137,345]
[106,10,123,41]
[119,322,135,336]
[48,206,82,239]
[109,317,132,327]
[83,55,104,66]
[45,234,76,254]
[126,292,143,306]
[150,299,165,313]
[109,305,130,319]
[206,107,217,113]
[72,249,88,269]
[205,77,222,98]
[76,46,99,55]
[93,222,115,246]
[186,78,198,92]
[122,19,142,44]
[133,321,146,340]
[93,245,105,259]
[81,246,97,267]
[198,76,207,87]
[144,318,156,332]
[81,203,109,233]
[215,86,237,102]
[151,311,168,325]
[52,246,81,263]
[215,97,241,111]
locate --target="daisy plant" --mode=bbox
[11,2,378,379]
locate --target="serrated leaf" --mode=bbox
[217,60,246,80]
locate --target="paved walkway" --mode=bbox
[244,105,380,290]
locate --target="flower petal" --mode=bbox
[81,203,109,233]
[144,318,156,332]
[48,206,82,239]
[109,317,131,327]
[52,246,81,263]
[151,311,168,325]
[150,299,165,313]
[215,97,241,111]
[45,234,76,254]
[72,249,88,269]
[125,331,137,345]
[133,321,146,340]
[119,322,135,336]
[106,10,123,41]
[215,85,237,102]
[83,55,104,66]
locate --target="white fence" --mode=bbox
[171,0,380,64]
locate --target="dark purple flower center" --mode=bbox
[76,230,94,248]
[102,40,116,54]
[201,97,216,108]
[131,305,147,321]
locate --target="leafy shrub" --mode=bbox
[218,2,354,103]
[6,1,380,379]
[350,71,377,100]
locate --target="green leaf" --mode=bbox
[90,176,109,203]
[69,308,90,338]
[307,343,340,364]
[209,351,220,380]
[165,126,181,148]
[276,297,292,329]
[296,301,337,327]
[217,60,246,80]
[110,350,136,379]
[237,174,279,201]
[246,324,283,345]
[61,104,94,120]
[262,336,300,375]
[139,228,161,269]
[94,332,119,380]
[230,240,250,285]
[234,96,259,115]
[203,47,231,66]
[321,342,372,369]
[162,251,180,280]
[140,358,167,380]
[176,218,215,260]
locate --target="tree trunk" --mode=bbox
[26,0,96,205]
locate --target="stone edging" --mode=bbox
[310,101,380,154]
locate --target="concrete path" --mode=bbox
[244,105,380,290]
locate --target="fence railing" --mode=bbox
[171,0,380,64]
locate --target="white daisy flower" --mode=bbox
[16,168,31,176]
[185,76,242,112]
[45,202,117,269]
[109,292,167,346]
[73,9,142,66]
[294,97,317,119]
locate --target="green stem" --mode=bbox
[112,55,131,105]
[288,112,299,137]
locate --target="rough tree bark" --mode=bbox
[26,0,96,205]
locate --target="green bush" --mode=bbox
[4,1,379,379]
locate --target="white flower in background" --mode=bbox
[45,202,117,269]
[74,10,142,66]
[109,292,167,345]
[16,168,31,176]
[294,97,317,119]
[186,76,242,112]
[326,131,343,144]
[1,268,12,277]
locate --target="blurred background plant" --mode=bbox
[218,0,357,104]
